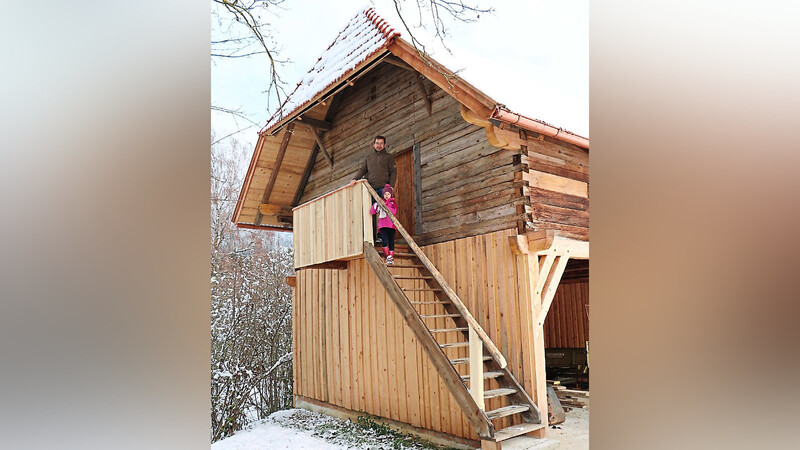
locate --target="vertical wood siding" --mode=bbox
[543,279,589,348]
[293,183,372,268]
[294,228,538,440]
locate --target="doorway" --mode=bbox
[393,145,418,235]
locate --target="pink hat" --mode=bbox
[382,184,394,196]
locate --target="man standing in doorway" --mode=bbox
[350,135,396,243]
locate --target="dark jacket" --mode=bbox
[354,149,396,189]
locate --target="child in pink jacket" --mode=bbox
[370,184,398,264]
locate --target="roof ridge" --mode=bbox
[365,7,400,40]
[259,7,399,135]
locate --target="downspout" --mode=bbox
[490,106,589,150]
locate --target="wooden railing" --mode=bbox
[362,183,508,373]
[292,181,373,269]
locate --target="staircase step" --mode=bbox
[439,342,469,349]
[485,404,531,421]
[393,276,434,280]
[393,252,416,258]
[483,388,517,399]
[420,313,460,319]
[387,264,425,269]
[450,356,491,365]
[409,301,449,305]
[402,288,442,292]
[429,327,468,333]
[491,422,546,442]
[461,371,503,382]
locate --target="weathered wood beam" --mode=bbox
[309,126,334,167]
[255,122,294,225]
[412,143,422,234]
[296,115,333,130]
[415,74,432,116]
[383,54,414,70]
[293,145,319,207]
[388,39,494,118]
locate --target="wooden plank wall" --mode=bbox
[543,279,589,348]
[520,134,589,241]
[293,228,537,441]
[293,183,371,268]
[297,62,520,246]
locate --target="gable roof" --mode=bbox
[262,8,399,135]
[233,7,588,230]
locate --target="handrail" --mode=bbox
[363,183,508,369]
[292,179,369,212]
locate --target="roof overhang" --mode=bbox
[232,9,588,230]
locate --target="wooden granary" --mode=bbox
[233,8,589,449]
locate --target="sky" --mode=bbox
[211,0,588,151]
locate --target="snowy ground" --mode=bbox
[212,408,589,449]
[547,408,589,450]
[212,409,460,449]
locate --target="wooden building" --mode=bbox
[233,8,589,449]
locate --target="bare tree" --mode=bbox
[211,136,294,442]
[211,0,492,142]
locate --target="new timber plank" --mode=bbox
[363,242,493,438]
[339,268,352,410]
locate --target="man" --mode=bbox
[350,135,396,243]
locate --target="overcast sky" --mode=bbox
[211,0,588,150]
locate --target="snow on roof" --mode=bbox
[260,8,398,133]
[260,6,587,139]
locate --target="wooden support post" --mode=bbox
[308,126,334,167]
[469,326,485,411]
[415,74,432,116]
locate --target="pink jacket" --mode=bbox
[370,198,397,230]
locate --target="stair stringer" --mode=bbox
[421,279,544,426]
[363,242,495,438]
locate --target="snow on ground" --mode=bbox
[213,407,589,450]
[211,414,349,450]
[547,408,589,450]
[212,408,457,450]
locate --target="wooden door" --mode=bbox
[394,147,415,235]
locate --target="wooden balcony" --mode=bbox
[292,180,374,269]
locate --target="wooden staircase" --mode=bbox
[361,185,544,443]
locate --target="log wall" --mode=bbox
[520,133,589,241]
[292,228,538,440]
[298,62,520,246]
[543,279,589,348]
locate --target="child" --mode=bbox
[369,184,398,264]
